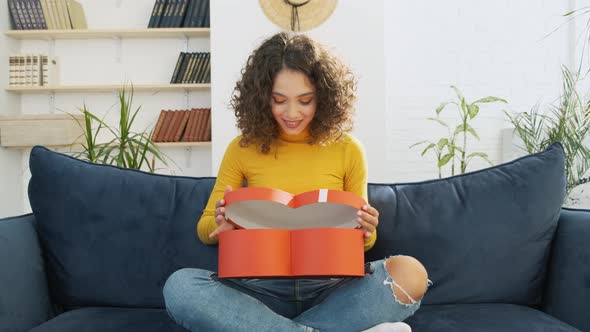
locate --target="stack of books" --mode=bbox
[8,0,87,30]
[148,0,209,28]
[151,108,211,143]
[8,54,59,86]
[170,52,210,84]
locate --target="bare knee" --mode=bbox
[384,255,428,305]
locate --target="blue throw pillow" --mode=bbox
[28,146,219,309]
[366,142,565,305]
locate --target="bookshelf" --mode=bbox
[4,33,211,149]
[6,83,210,94]
[3,28,210,40]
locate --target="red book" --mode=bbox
[188,108,201,141]
[173,110,190,142]
[155,110,172,142]
[182,109,197,142]
[194,108,207,141]
[162,110,180,142]
[199,108,211,141]
[151,110,166,142]
[218,188,366,278]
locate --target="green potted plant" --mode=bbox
[67,84,171,173]
[505,66,590,203]
[412,86,507,178]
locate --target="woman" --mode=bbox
[163,32,430,332]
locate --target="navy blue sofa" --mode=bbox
[0,143,588,332]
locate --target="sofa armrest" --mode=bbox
[0,213,54,330]
[542,208,590,331]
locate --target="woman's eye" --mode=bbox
[272,98,286,104]
[300,99,313,105]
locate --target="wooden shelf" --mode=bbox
[3,28,210,40]
[0,114,79,121]
[155,141,211,147]
[0,113,84,148]
[5,84,210,93]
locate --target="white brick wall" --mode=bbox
[384,0,572,182]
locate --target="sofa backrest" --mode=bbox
[28,143,565,309]
[366,142,565,306]
[29,146,219,308]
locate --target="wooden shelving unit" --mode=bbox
[4,26,212,152]
[5,83,210,94]
[3,28,209,40]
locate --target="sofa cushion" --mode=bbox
[28,146,219,309]
[29,307,188,332]
[365,143,566,305]
[404,303,580,332]
[0,214,54,330]
[543,208,590,332]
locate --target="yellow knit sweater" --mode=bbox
[196,128,377,252]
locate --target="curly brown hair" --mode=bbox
[230,32,357,154]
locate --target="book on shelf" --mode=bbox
[8,0,87,30]
[151,108,211,143]
[218,187,366,278]
[8,54,59,87]
[65,0,87,29]
[170,52,210,84]
[148,0,209,28]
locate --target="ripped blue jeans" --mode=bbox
[163,257,429,332]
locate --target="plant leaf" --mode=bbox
[437,138,449,150]
[436,102,452,115]
[460,98,468,115]
[453,124,466,136]
[467,152,488,159]
[468,104,480,119]
[466,125,480,139]
[421,143,436,156]
[428,117,449,128]
[473,96,508,104]
[410,140,429,149]
[438,153,454,167]
[450,85,464,101]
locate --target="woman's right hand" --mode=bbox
[209,185,236,239]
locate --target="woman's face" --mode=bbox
[271,68,317,136]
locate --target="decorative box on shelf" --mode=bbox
[0,114,84,148]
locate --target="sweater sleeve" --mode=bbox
[343,135,377,252]
[197,137,246,245]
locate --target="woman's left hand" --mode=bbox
[357,204,379,238]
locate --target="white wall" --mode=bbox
[384,0,573,182]
[210,0,385,181]
[211,0,582,184]
[0,0,24,218]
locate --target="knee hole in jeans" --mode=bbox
[383,255,429,306]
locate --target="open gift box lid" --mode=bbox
[218,188,367,278]
[224,187,367,229]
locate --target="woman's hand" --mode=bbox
[209,185,236,239]
[357,204,379,238]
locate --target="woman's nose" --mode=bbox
[285,102,299,119]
